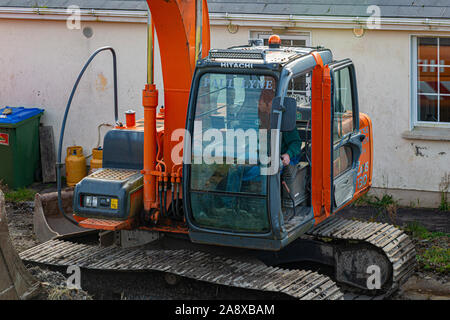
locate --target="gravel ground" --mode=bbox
[4,198,449,300]
[4,201,92,300]
[5,201,39,253]
[27,266,92,300]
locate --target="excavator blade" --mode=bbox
[0,190,39,300]
[33,191,95,243]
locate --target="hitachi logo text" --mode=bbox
[220,62,253,68]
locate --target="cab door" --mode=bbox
[329,60,365,211]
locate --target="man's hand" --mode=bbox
[281,153,290,166]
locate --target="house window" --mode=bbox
[262,38,307,47]
[413,37,450,124]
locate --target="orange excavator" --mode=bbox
[20,0,416,300]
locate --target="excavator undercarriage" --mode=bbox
[19,190,416,300]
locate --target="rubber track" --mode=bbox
[306,216,416,295]
[20,239,344,300]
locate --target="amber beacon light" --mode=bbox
[268,34,281,48]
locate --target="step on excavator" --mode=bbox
[21,0,416,300]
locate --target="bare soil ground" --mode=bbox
[338,206,450,233]
[4,197,449,300]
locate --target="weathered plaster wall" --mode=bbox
[0,19,163,159]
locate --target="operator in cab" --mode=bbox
[281,130,302,170]
[224,75,302,193]
[258,77,302,173]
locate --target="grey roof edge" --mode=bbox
[0,1,449,19]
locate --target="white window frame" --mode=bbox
[411,35,450,129]
[249,31,311,47]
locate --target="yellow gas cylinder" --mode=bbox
[89,147,103,174]
[66,146,87,187]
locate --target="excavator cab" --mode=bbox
[184,44,372,250]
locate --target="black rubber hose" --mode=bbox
[176,182,182,218]
[163,182,168,217]
[305,119,312,167]
[158,182,163,219]
[170,184,175,218]
[57,47,119,226]
[175,182,179,218]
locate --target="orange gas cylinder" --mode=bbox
[66,146,87,187]
[89,147,103,174]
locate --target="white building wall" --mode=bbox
[0,17,449,206]
[310,28,450,205]
[0,18,163,158]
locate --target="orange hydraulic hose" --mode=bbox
[155,132,165,174]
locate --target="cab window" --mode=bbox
[333,67,355,143]
[332,66,356,178]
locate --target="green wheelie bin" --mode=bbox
[0,106,44,189]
